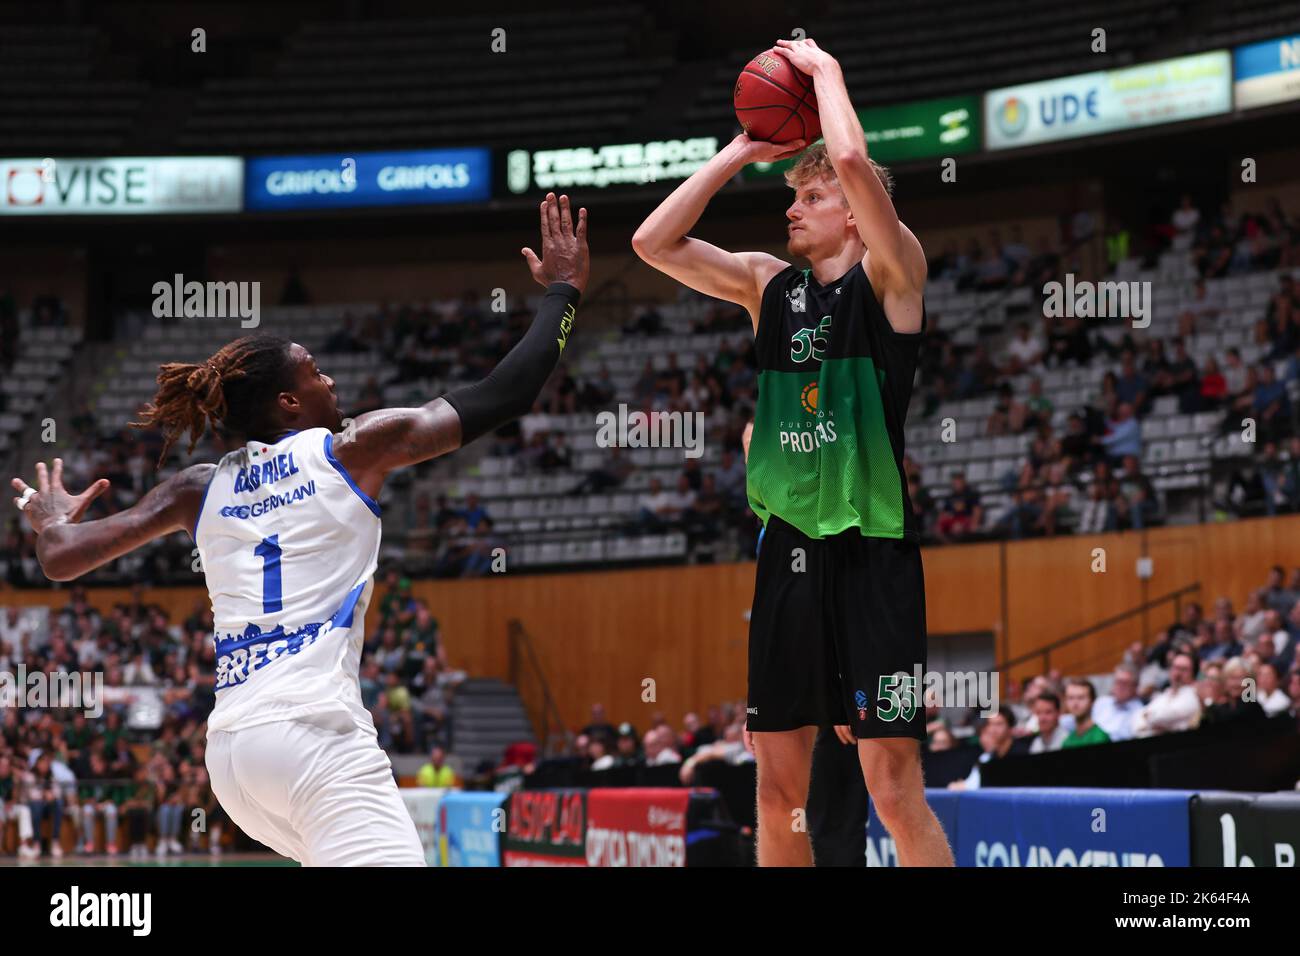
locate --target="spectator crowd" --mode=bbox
[0,573,467,859]
[939,566,1300,789]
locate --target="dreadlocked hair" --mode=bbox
[132,334,296,467]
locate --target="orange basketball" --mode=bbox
[733,48,821,144]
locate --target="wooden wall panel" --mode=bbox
[919,541,1003,639]
[406,563,755,732]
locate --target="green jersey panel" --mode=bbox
[746,263,923,541]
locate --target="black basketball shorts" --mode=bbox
[746,515,927,740]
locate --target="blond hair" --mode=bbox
[783,142,894,198]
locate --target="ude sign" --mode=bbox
[985,50,1231,150]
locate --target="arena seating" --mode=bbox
[12,225,1295,579]
[178,7,670,151]
[1186,0,1300,52]
[0,18,146,154]
[0,323,82,462]
[908,261,1297,531]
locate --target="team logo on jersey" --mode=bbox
[800,381,818,414]
[854,689,869,722]
[220,479,317,519]
[787,275,808,313]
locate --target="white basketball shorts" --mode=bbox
[206,710,426,866]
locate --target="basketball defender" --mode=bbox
[634,38,952,866]
[12,194,588,866]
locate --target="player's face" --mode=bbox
[785,174,851,259]
[287,344,343,431]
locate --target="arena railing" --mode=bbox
[998,581,1202,677]
[507,618,570,757]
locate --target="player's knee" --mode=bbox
[868,777,913,824]
[756,771,808,818]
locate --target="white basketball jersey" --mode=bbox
[194,427,381,735]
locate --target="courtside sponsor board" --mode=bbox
[1233,35,1300,110]
[985,50,1231,150]
[585,788,689,867]
[959,787,1191,866]
[245,148,490,210]
[439,790,507,867]
[1190,791,1300,866]
[503,789,588,866]
[1,156,242,215]
[398,787,447,867]
[869,788,1193,866]
[745,93,981,178]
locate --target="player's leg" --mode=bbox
[834,534,953,866]
[857,737,952,866]
[747,517,837,866]
[285,711,425,867]
[807,726,869,866]
[752,726,817,865]
[205,726,309,863]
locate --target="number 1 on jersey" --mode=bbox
[253,535,283,613]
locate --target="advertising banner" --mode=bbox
[1233,35,1300,110]
[503,789,588,866]
[1,156,243,215]
[1191,791,1300,867]
[585,788,690,867]
[438,790,507,867]
[245,148,490,210]
[955,787,1193,866]
[504,138,718,194]
[985,51,1231,150]
[745,93,980,179]
[398,787,447,867]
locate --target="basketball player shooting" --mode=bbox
[633,38,953,866]
[10,192,589,866]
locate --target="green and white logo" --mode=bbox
[790,315,831,364]
[876,673,918,722]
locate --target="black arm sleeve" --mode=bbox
[441,281,580,446]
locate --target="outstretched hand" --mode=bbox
[521,192,589,294]
[10,458,111,534]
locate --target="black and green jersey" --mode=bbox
[747,262,923,541]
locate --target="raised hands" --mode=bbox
[11,458,111,534]
[521,192,590,293]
